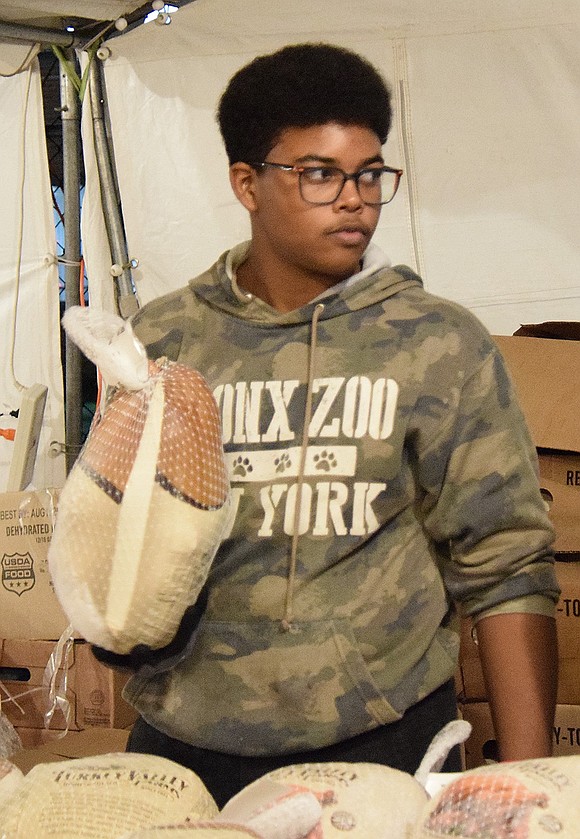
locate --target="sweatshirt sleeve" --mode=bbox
[416,344,560,619]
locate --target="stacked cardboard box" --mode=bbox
[10,727,131,774]
[461,701,580,768]
[0,489,68,640]
[0,488,137,749]
[457,333,580,768]
[0,638,137,748]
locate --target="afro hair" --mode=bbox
[217,43,393,165]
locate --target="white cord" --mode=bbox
[57,256,82,266]
[7,63,34,395]
[0,43,40,78]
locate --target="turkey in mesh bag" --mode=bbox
[214,721,472,839]
[48,306,234,655]
[0,723,469,839]
[413,754,580,838]
[0,757,24,811]
[0,752,218,839]
[122,825,264,838]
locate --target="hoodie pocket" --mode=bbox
[126,617,401,755]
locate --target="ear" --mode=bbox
[229,163,259,212]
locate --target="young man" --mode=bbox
[124,43,559,807]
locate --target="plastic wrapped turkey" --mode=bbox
[219,761,429,839]
[0,753,218,839]
[123,825,263,838]
[215,720,471,839]
[413,754,580,838]
[48,306,233,654]
[0,757,24,810]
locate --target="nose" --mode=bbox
[335,174,363,210]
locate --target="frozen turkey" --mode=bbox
[48,306,233,654]
[413,754,580,838]
[0,752,218,839]
[220,761,429,839]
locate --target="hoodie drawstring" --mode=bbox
[281,302,325,632]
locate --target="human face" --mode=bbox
[243,123,384,289]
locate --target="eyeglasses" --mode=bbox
[251,161,403,206]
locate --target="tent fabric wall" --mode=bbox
[0,60,66,491]
[81,0,580,336]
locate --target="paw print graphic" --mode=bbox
[232,456,253,477]
[275,453,292,473]
[313,450,337,472]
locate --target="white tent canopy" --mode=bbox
[84,0,580,330]
[0,1,148,29]
[1,0,580,491]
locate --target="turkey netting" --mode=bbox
[48,307,233,655]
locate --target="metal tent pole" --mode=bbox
[0,21,75,48]
[88,56,139,319]
[59,49,83,473]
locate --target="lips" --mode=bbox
[326,224,370,246]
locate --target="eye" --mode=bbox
[301,166,340,183]
[358,168,384,184]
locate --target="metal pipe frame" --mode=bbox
[0,20,76,47]
[88,56,139,319]
[59,49,83,473]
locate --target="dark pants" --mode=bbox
[126,679,461,808]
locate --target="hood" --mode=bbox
[189,242,423,326]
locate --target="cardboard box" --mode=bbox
[457,559,580,704]
[540,479,580,556]
[456,616,486,701]
[12,726,72,752]
[0,638,137,732]
[10,727,131,774]
[74,642,137,730]
[493,335,580,554]
[460,701,580,769]
[457,335,580,710]
[0,488,70,640]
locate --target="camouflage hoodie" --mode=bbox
[124,242,558,756]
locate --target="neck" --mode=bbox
[236,249,359,313]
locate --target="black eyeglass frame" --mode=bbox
[250,161,404,206]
